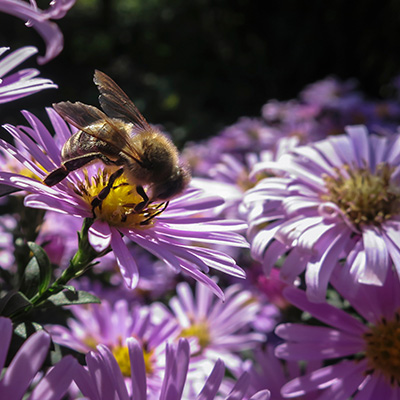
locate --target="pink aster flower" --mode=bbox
[0,109,248,299]
[0,317,76,399]
[47,298,180,396]
[0,0,76,64]
[245,125,400,302]
[275,267,400,399]
[73,337,271,400]
[0,46,57,103]
[157,280,266,377]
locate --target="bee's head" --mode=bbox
[151,165,191,201]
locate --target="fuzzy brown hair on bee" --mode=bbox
[44,70,190,212]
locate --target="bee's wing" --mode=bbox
[93,70,151,132]
[53,101,144,164]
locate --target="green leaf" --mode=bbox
[39,290,101,308]
[19,242,52,299]
[0,291,32,317]
[27,241,52,295]
[19,257,41,299]
[14,321,43,339]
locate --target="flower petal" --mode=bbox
[110,229,139,289]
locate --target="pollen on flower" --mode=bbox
[112,343,154,377]
[321,163,400,228]
[180,321,211,349]
[74,168,167,228]
[363,313,400,386]
[237,169,269,192]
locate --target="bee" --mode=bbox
[44,70,190,213]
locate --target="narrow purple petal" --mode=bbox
[282,287,366,335]
[29,355,77,400]
[316,361,368,400]
[110,228,139,289]
[275,341,363,361]
[89,220,112,252]
[72,363,98,399]
[196,359,225,400]
[0,330,50,399]
[280,360,365,397]
[160,339,190,400]
[305,230,349,303]
[225,371,250,400]
[96,345,130,400]
[0,317,12,371]
[361,226,389,285]
[249,391,271,400]
[346,125,370,168]
[127,338,147,400]
[0,1,64,64]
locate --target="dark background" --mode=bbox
[1,0,400,145]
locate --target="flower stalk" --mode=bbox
[29,217,109,307]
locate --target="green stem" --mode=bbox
[29,218,107,307]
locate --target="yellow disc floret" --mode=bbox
[321,163,400,228]
[180,320,211,350]
[74,168,167,228]
[112,342,154,377]
[363,314,400,386]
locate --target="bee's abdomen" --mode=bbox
[61,130,121,163]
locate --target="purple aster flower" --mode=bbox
[47,298,181,396]
[73,337,271,400]
[0,0,75,64]
[182,118,280,177]
[0,109,248,299]
[36,211,82,267]
[299,76,359,108]
[157,280,266,376]
[222,345,321,400]
[275,267,400,399]
[245,125,400,302]
[0,317,77,399]
[0,46,57,103]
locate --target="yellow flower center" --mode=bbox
[237,169,269,192]
[363,314,400,385]
[74,168,167,228]
[180,321,211,350]
[82,335,98,350]
[112,343,154,377]
[321,163,400,228]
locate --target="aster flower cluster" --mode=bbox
[2,3,400,400]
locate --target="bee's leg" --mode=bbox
[91,168,124,211]
[140,201,169,225]
[134,185,149,213]
[44,153,106,186]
